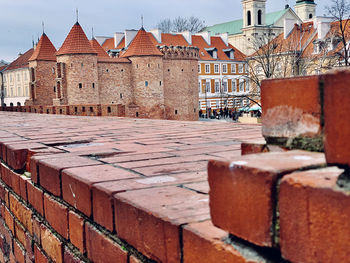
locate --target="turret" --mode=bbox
[295,0,316,21]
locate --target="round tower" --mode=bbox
[295,0,316,21]
[56,22,99,106]
[242,0,267,28]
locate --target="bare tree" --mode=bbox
[326,0,350,66]
[156,17,205,33]
[156,19,172,33]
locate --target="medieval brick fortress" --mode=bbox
[25,22,199,121]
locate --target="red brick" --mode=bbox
[323,69,350,167]
[279,166,350,263]
[129,255,141,263]
[61,164,138,217]
[40,224,63,263]
[34,244,49,263]
[43,194,68,239]
[63,247,83,263]
[241,140,268,155]
[14,221,26,246]
[27,182,44,216]
[261,75,322,139]
[114,186,210,262]
[0,182,6,201]
[183,220,258,263]
[4,207,14,234]
[19,176,29,202]
[32,216,41,244]
[13,239,25,263]
[24,232,33,262]
[1,164,11,187]
[93,172,204,231]
[85,222,127,263]
[208,150,326,247]
[68,211,84,253]
[37,154,100,196]
[9,170,20,195]
[9,194,32,235]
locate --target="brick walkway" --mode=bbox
[0,112,262,262]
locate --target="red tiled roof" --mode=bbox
[29,33,57,61]
[161,33,189,46]
[0,65,7,72]
[121,28,163,58]
[90,39,109,58]
[102,37,115,51]
[6,48,34,71]
[56,22,97,56]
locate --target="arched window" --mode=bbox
[247,11,251,26]
[309,14,313,19]
[258,10,262,25]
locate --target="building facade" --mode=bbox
[25,22,199,121]
[204,0,318,55]
[2,50,33,106]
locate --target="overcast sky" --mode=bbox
[0,0,329,62]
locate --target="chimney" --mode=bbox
[317,21,330,40]
[125,30,138,47]
[150,29,162,43]
[195,31,211,45]
[218,33,229,46]
[179,31,192,45]
[284,18,295,39]
[114,32,124,48]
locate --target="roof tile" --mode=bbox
[6,49,34,71]
[90,38,110,58]
[29,33,57,61]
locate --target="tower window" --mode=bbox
[247,11,251,26]
[107,106,111,113]
[82,106,86,112]
[145,81,149,87]
[92,83,95,89]
[258,10,262,25]
[79,83,82,89]
[309,14,313,19]
[120,93,123,99]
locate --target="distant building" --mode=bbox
[26,22,199,121]
[2,50,33,106]
[204,0,318,55]
[100,29,249,115]
[0,62,8,106]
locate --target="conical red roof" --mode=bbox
[56,22,97,56]
[121,28,163,58]
[29,33,57,61]
[90,38,109,58]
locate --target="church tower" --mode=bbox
[295,0,316,21]
[242,0,267,28]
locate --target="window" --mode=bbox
[238,64,244,73]
[214,64,219,73]
[82,106,86,112]
[309,14,313,19]
[75,107,78,113]
[90,107,94,112]
[145,81,149,87]
[175,110,178,115]
[198,64,201,73]
[107,107,111,113]
[258,10,262,25]
[215,81,220,93]
[222,64,227,73]
[216,100,220,108]
[205,64,210,73]
[231,64,236,73]
[198,82,201,93]
[206,81,211,93]
[230,51,234,59]
[239,79,245,92]
[160,81,162,86]
[245,64,249,73]
[213,50,218,59]
[223,81,228,92]
[52,68,55,74]
[232,80,237,92]
[92,83,95,89]
[79,83,82,89]
[247,11,251,26]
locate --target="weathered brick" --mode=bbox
[183,220,260,263]
[85,222,127,263]
[61,164,138,217]
[36,155,100,196]
[93,172,204,231]
[261,75,322,142]
[9,194,32,235]
[68,211,84,253]
[14,221,26,246]
[43,194,68,239]
[27,182,44,216]
[279,166,350,263]
[40,224,63,263]
[63,247,83,263]
[32,216,41,244]
[34,244,49,263]
[208,150,326,247]
[4,207,14,234]
[19,176,29,202]
[114,186,210,262]
[13,239,25,263]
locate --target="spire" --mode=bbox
[56,22,97,56]
[76,8,79,23]
[141,15,144,29]
[42,21,45,34]
[92,27,94,39]
[121,28,163,58]
[29,33,56,61]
